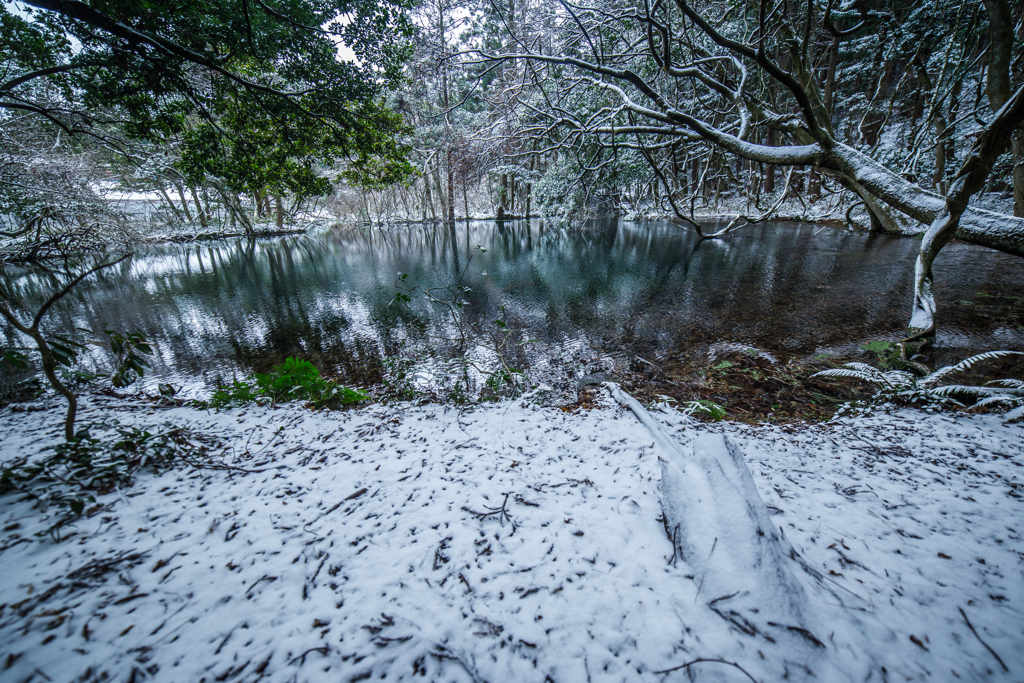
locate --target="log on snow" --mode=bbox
[606,383,875,681]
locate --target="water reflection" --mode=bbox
[3,219,1022,395]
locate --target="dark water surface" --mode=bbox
[3,219,1023,396]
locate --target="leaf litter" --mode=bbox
[0,390,1021,681]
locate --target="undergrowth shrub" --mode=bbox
[200,357,368,409]
[811,350,1024,421]
[0,423,219,538]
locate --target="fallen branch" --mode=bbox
[462,493,513,526]
[959,606,1009,673]
[654,657,759,681]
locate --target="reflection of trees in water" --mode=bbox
[2,220,1021,389]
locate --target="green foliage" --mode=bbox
[859,339,913,370]
[685,399,726,421]
[208,379,262,407]
[712,360,735,371]
[104,329,152,388]
[202,357,368,409]
[483,367,524,398]
[1,349,30,371]
[1,0,415,134]
[861,340,893,354]
[1,0,417,218]
[2,327,153,390]
[0,423,215,537]
[649,395,726,421]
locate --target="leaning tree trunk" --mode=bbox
[0,255,132,440]
[909,84,1024,338]
[37,335,77,441]
[824,142,1024,256]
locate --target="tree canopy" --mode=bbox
[1,0,417,228]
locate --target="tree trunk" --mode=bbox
[157,187,184,223]
[498,173,508,219]
[764,130,775,193]
[175,183,194,222]
[37,335,77,441]
[982,0,1023,216]
[933,113,947,194]
[1014,133,1024,217]
[275,195,284,229]
[446,150,455,224]
[822,38,839,117]
[825,141,1024,255]
[191,187,208,229]
[424,176,434,222]
[909,81,1024,337]
[433,165,447,222]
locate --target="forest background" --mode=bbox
[2,0,1024,340]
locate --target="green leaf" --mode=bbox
[1,350,29,370]
[49,343,78,367]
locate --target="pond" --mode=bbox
[3,219,1023,400]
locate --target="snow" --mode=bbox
[0,391,1021,682]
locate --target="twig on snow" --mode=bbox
[654,657,759,681]
[463,493,513,526]
[244,574,277,596]
[431,644,486,683]
[958,606,1009,672]
[288,646,330,665]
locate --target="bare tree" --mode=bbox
[468,0,1024,335]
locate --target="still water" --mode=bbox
[3,219,1022,396]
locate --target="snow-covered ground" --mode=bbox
[0,392,1020,682]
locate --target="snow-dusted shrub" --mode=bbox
[811,351,1024,421]
[0,423,218,538]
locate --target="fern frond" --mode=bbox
[810,368,887,385]
[987,378,1024,389]
[881,370,916,388]
[1005,404,1024,422]
[972,395,1018,408]
[920,351,1023,388]
[926,384,993,398]
[843,362,886,377]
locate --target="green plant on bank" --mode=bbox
[200,357,368,409]
[482,367,525,400]
[105,329,153,388]
[0,255,159,439]
[686,399,727,421]
[858,338,929,374]
[648,395,726,421]
[0,424,216,539]
[811,351,1024,421]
